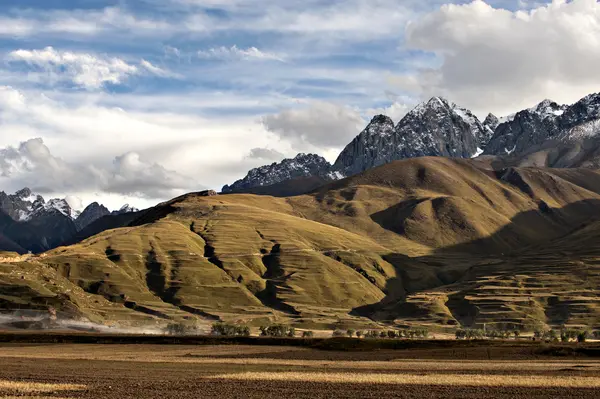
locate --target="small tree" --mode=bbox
[577,331,588,343]
[387,330,397,339]
[513,330,520,340]
[355,330,363,338]
[332,329,345,337]
[302,330,314,338]
[346,329,356,338]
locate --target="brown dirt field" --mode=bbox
[1,344,600,398]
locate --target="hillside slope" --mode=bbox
[2,158,600,331]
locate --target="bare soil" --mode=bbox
[1,342,600,398]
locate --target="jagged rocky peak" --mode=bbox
[75,202,110,230]
[483,113,500,132]
[334,97,488,177]
[222,153,334,193]
[530,99,567,119]
[113,204,139,215]
[15,187,33,199]
[0,188,45,221]
[363,114,395,136]
[32,198,75,219]
[484,93,600,158]
[561,92,600,129]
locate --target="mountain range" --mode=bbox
[223,92,600,194]
[2,91,600,332]
[0,189,138,254]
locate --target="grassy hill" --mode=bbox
[2,157,600,331]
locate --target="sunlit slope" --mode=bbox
[3,157,600,329]
[28,196,397,326]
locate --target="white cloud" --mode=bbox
[0,7,172,37]
[197,45,285,62]
[140,59,181,78]
[0,138,196,200]
[402,0,600,116]
[262,101,365,152]
[246,147,285,161]
[366,102,413,123]
[6,47,179,89]
[0,86,282,206]
[7,47,138,89]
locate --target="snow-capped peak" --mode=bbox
[31,198,75,219]
[116,204,139,214]
[530,99,566,118]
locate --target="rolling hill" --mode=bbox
[1,157,600,331]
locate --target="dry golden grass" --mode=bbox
[209,371,600,388]
[0,380,86,393]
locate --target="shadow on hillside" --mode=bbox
[372,198,600,255]
[354,198,600,326]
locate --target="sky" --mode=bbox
[1,0,600,211]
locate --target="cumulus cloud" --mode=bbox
[401,0,600,116]
[366,102,413,123]
[7,47,177,89]
[262,102,365,151]
[246,147,285,161]
[197,45,285,62]
[0,138,197,200]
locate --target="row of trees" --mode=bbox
[332,329,429,339]
[533,329,592,343]
[455,328,598,342]
[455,329,519,340]
[210,323,251,337]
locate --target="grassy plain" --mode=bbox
[0,342,600,398]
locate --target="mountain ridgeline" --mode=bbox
[223,92,600,194]
[0,190,139,254]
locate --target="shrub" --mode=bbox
[379,331,387,338]
[259,324,296,337]
[577,331,588,343]
[355,330,363,338]
[211,323,250,337]
[166,322,190,336]
[332,329,346,337]
[346,329,356,338]
[302,330,314,338]
[364,330,379,339]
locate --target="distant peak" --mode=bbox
[369,114,394,125]
[427,96,450,108]
[15,188,32,198]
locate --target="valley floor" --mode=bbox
[0,343,599,398]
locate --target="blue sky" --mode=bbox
[1,0,599,210]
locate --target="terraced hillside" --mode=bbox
[2,157,600,330]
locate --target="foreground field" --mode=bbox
[1,343,599,398]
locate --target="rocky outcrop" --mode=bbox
[75,202,110,230]
[222,153,335,193]
[483,99,567,156]
[333,98,488,176]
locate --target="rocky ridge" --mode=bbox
[222,153,336,193]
